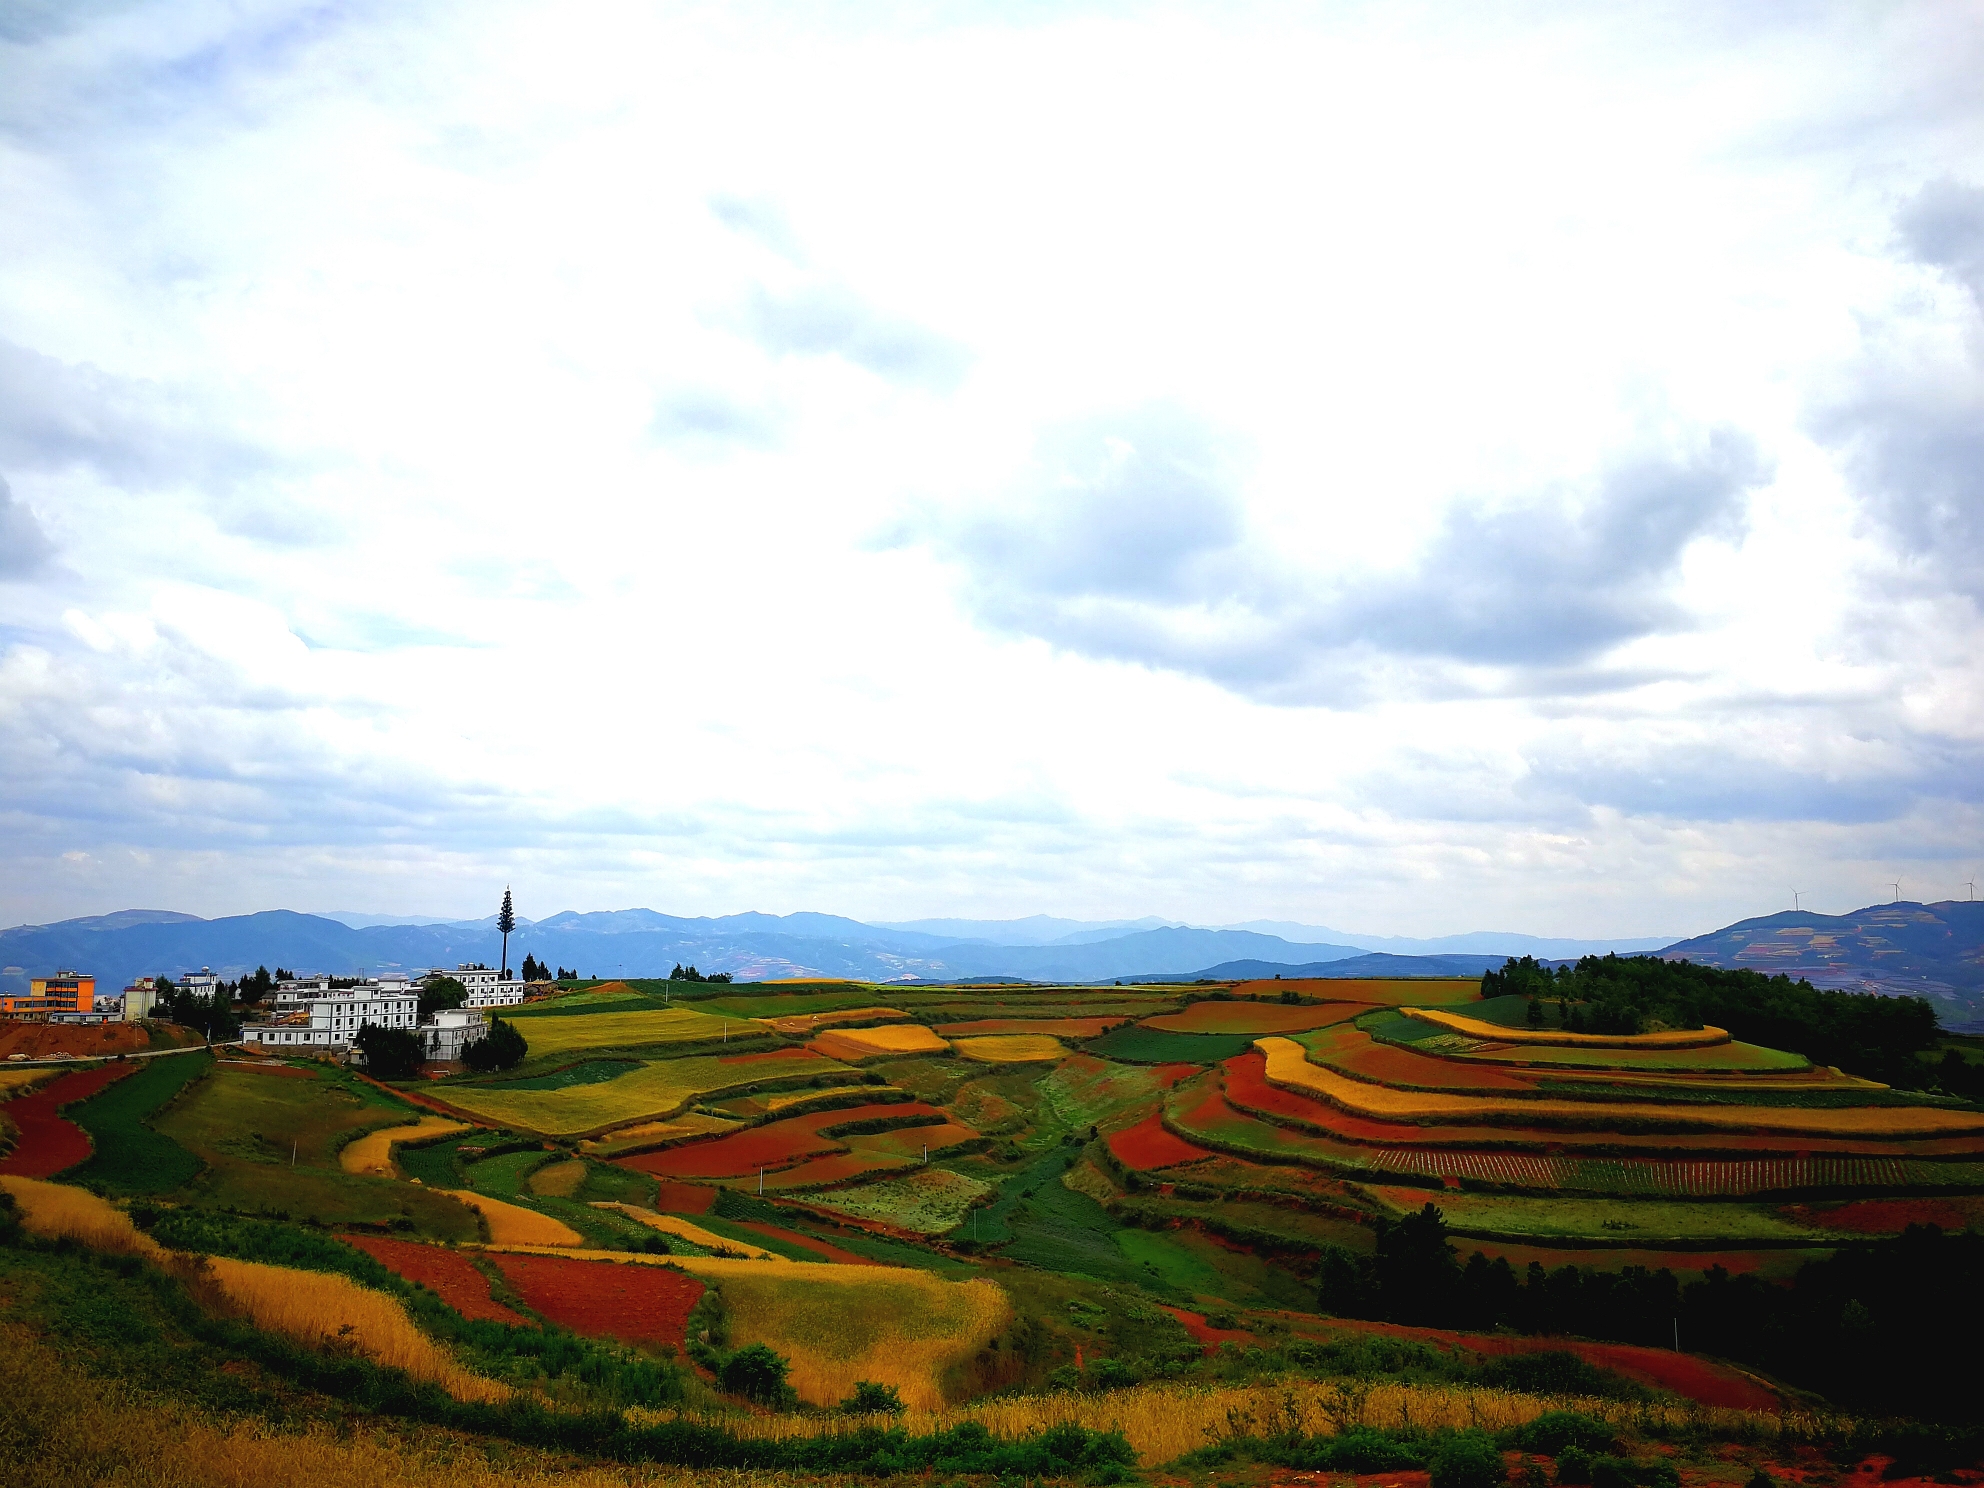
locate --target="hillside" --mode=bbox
[1661,900,1984,1027]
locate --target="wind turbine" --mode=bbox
[1792,890,1803,912]
[1966,881,1976,902]
[1891,882,1902,903]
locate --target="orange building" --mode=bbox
[1,970,97,1018]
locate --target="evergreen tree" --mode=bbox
[497,887,516,979]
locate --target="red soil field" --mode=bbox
[717,1047,835,1067]
[1223,1051,1347,1124]
[1109,1113,1213,1171]
[651,1180,718,1214]
[759,1152,910,1189]
[1163,1305,1254,1353]
[1150,1063,1200,1089]
[728,1218,878,1264]
[1786,1195,1984,1235]
[489,1252,703,1349]
[0,1022,177,1060]
[341,1234,527,1324]
[0,1062,134,1177]
[935,1017,1122,1038]
[622,1102,950,1179]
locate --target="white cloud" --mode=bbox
[0,1,1980,933]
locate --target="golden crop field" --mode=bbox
[808,1025,950,1061]
[338,1117,469,1177]
[204,1256,508,1403]
[763,1083,891,1113]
[437,1188,582,1245]
[1255,1036,1984,1137]
[1402,1006,1733,1048]
[1,1174,168,1261]
[578,1111,743,1156]
[951,1034,1064,1063]
[507,1007,764,1057]
[439,1052,851,1136]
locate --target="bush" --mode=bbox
[355,1025,425,1080]
[719,1342,791,1405]
[1590,1458,1678,1488]
[1557,1446,1593,1484]
[843,1380,904,1414]
[1512,1411,1620,1457]
[463,1017,528,1073]
[1430,1429,1507,1488]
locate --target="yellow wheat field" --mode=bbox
[0,1066,58,1096]
[339,1117,470,1176]
[203,1256,507,1403]
[660,1376,1814,1466]
[0,1174,169,1261]
[808,1024,950,1061]
[437,1189,583,1245]
[952,1034,1065,1063]
[588,1204,788,1259]
[1255,1036,1984,1137]
[529,1159,588,1196]
[1402,1007,1732,1048]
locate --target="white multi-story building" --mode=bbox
[178,967,223,1003]
[121,981,158,1021]
[242,979,420,1052]
[430,964,525,1008]
[421,1007,489,1062]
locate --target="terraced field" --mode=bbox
[436,1050,853,1136]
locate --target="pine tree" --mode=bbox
[498,886,516,979]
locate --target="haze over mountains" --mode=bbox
[7,902,1981,1024]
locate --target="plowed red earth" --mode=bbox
[1786,1195,1984,1234]
[0,1022,172,1059]
[651,1180,718,1214]
[489,1252,703,1348]
[1321,1029,1535,1091]
[1150,1063,1200,1089]
[621,1102,948,1179]
[1164,1305,1253,1352]
[0,1062,134,1176]
[341,1234,527,1324]
[1109,1113,1213,1171]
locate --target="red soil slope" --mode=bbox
[1109,1113,1213,1171]
[341,1234,527,1324]
[0,1062,134,1177]
[489,1252,703,1348]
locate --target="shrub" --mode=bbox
[1430,1429,1507,1488]
[1512,1411,1620,1457]
[355,1026,425,1080]
[844,1380,905,1414]
[1557,1446,1593,1484]
[1590,1458,1678,1488]
[463,1017,528,1074]
[719,1342,792,1405]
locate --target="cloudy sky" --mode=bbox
[2,1,1981,937]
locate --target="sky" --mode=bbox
[1,1,1981,938]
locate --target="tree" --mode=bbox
[1372,1202,1460,1325]
[420,975,468,1021]
[462,1015,528,1073]
[354,1024,424,1080]
[520,953,549,983]
[238,966,275,1005]
[497,887,516,979]
[842,1380,905,1414]
[719,1343,792,1405]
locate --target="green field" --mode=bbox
[439,1051,853,1135]
[68,1051,211,1193]
[491,1006,760,1056]
[1362,1186,1831,1244]
[1082,1027,1255,1064]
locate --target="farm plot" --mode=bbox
[580,1113,743,1157]
[805,1167,992,1232]
[1302,1026,1537,1091]
[753,1122,984,1192]
[338,1116,469,1177]
[1084,1027,1255,1064]
[661,1255,1009,1409]
[489,1006,762,1057]
[1107,1112,1213,1171]
[1255,1036,1984,1136]
[340,1234,527,1323]
[437,1051,852,1136]
[589,1204,789,1257]
[952,1034,1063,1063]
[759,1006,908,1035]
[1440,1038,1816,1074]
[620,1101,960,1180]
[486,1251,703,1350]
[441,1189,583,1245]
[935,1017,1124,1038]
[1401,1006,1735,1048]
[808,1024,950,1061]
[0,1062,134,1177]
[1143,1001,1374,1035]
[1783,1194,1984,1234]
[1362,1185,1827,1243]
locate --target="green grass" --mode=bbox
[462,1147,553,1197]
[1363,1186,1831,1243]
[437,1051,852,1136]
[150,1064,477,1239]
[575,1159,656,1206]
[67,1051,211,1193]
[1083,1027,1255,1064]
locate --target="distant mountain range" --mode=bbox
[6,900,1979,1024]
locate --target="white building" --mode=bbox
[178,967,223,1003]
[421,1007,489,1062]
[242,978,421,1052]
[430,964,525,1009]
[121,981,157,1021]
